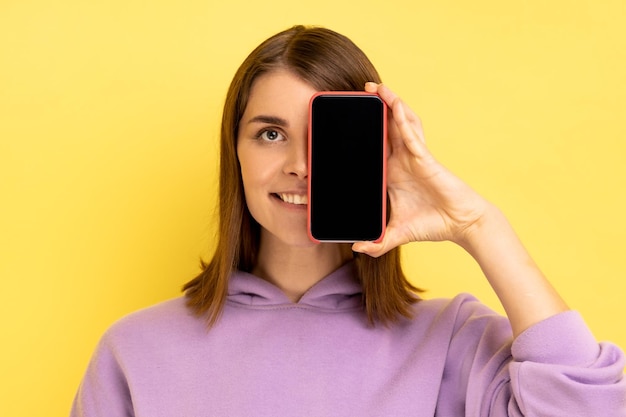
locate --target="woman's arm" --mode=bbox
[456,203,568,337]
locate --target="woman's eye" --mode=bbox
[258,129,284,142]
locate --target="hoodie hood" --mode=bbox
[227,262,363,311]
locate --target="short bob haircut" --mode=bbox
[183,25,420,327]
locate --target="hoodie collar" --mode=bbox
[227,262,363,310]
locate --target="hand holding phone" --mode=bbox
[307,92,387,243]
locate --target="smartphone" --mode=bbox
[307,92,387,243]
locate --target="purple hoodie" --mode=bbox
[71,262,626,416]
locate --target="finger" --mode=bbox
[364,82,378,93]
[364,83,407,153]
[373,84,426,144]
[376,85,423,128]
[377,84,426,145]
[351,228,404,258]
[365,83,429,159]
[351,240,387,258]
[391,99,431,160]
[379,94,433,162]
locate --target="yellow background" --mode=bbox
[1,0,625,415]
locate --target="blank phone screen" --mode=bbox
[308,93,386,242]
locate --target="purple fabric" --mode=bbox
[71,263,626,416]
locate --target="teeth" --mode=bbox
[278,193,308,205]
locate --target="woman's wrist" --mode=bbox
[454,201,507,255]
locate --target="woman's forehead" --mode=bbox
[241,69,317,124]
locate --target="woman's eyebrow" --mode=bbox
[246,115,289,127]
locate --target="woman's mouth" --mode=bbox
[275,193,308,205]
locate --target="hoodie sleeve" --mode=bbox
[70,331,134,417]
[503,310,626,417]
[445,298,626,417]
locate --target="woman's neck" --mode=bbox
[252,233,353,302]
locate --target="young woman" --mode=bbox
[71,25,626,417]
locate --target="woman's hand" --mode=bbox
[352,84,569,337]
[352,83,492,258]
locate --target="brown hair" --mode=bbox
[183,25,420,326]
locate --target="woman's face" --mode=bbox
[237,69,317,248]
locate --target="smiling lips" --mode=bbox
[277,193,308,205]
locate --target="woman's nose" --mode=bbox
[283,135,308,179]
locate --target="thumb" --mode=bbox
[351,229,402,258]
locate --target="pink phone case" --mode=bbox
[307,91,387,244]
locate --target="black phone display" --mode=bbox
[307,92,387,242]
